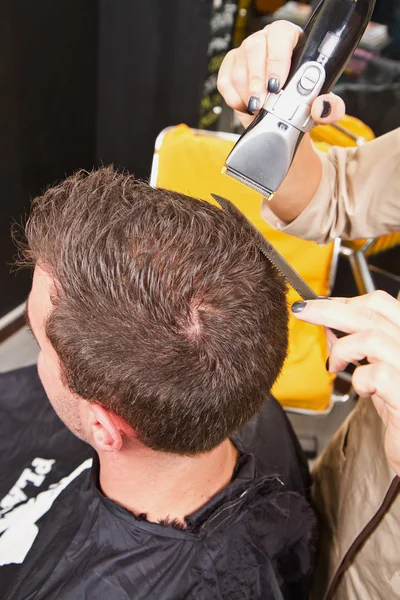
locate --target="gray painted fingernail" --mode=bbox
[291,301,307,313]
[247,96,260,113]
[267,78,280,93]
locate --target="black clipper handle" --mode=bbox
[286,0,376,95]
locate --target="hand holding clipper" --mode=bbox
[224,0,376,199]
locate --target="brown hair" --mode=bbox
[17,167,288,455]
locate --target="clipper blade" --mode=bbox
[224,165,275,200]
[223,109,304,200]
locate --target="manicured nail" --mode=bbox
[267,77,280,93]
[291,301,307,313]
[325,357,330,372]
[247,96,260,113]
[321,101,331,119]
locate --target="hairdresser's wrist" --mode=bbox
[266,135,323,224]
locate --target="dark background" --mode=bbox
[0,2,97,316]
[0,0,214,317]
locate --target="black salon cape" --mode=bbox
[0,366,316,600]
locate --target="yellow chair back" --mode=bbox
[348,233,400,255]
[311,114,375,147]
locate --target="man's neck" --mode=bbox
[98,439,239,526]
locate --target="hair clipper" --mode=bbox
[223,0,376,199]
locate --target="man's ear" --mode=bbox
[88,403,126,452]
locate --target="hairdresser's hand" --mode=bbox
[218,20,345,128]
[292,291,400,477]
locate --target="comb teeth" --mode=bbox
[211,193,318,300]
[225,166,274,199]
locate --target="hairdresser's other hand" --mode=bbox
[292,291,400,477]
[218,20,345,128]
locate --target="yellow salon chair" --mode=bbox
[150,124,341,412]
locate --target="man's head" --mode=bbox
[20,167,289,456]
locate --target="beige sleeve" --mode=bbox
[262,128,400,244]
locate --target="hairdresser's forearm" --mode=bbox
[266,134,323,223]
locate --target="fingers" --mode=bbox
[217,49,245,112]
[340,291,400,328]
[317,295,400,481]
[218,20,346,130]
[353,363,400,477]
[327,328,400,374]
[218,20,303,128]
[352,363,400,410]
[324,326,337,348]
[218,48,255,128]
[309,291,400,328]
[264,21,302,91]
[311,93,346,125]
[292,297,399,342]
[242,30,268,101]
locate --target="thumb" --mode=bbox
[311,92,346,126]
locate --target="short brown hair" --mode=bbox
[17,167,288,455]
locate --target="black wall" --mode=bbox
[1,1,213,318]
[0,2,98,317]
[97,0,212,178]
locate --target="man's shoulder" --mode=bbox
[0,366,92,598]
[4,458,315,600]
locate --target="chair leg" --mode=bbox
[349,249,376,294]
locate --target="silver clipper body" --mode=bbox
[225,59,327,198]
